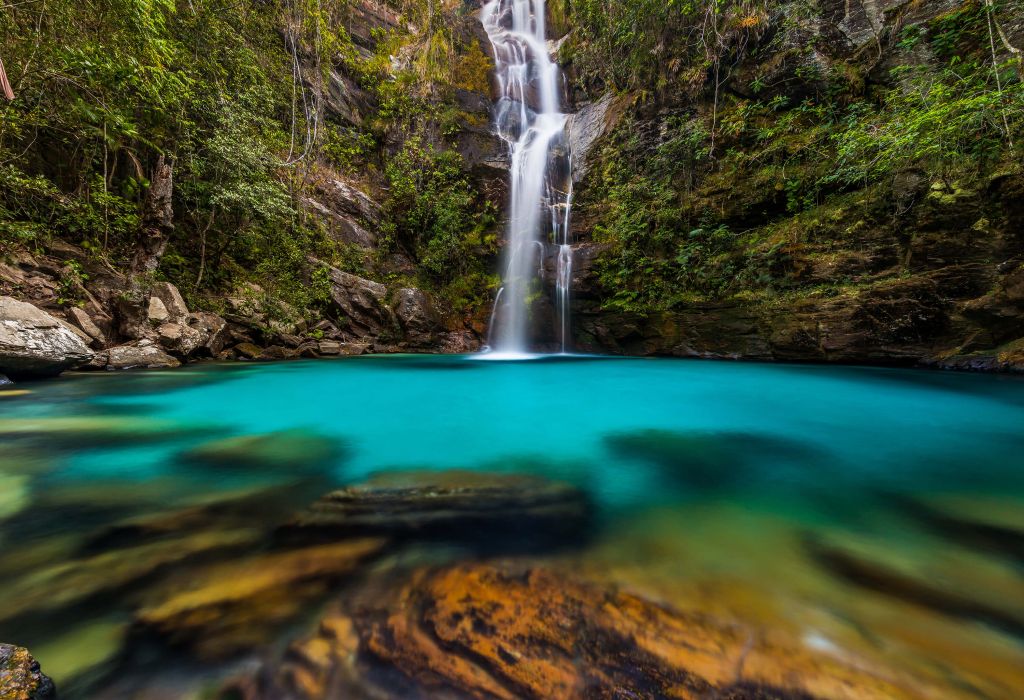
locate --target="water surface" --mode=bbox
[1,356,1022,697]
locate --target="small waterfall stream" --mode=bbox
[482,0,574,355]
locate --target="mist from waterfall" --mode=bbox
[482,0,573,356]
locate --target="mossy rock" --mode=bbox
[180,430,347,471]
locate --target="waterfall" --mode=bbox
[482,0,574,355]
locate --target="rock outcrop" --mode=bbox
[0,296,93,378]
[232,563,920,700]
[0,644,56,700]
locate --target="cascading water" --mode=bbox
[482,0,574,355]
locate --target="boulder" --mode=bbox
[105,341,181,370]
[187,311,229,356]
[0,644,56,700]
[157,322,206,357]
[150,281,189,320]
[0,296,93,378]
[284,470,591,550]
[147,296,170,323]
[393,288,439,345]
[180,430,346,471]
[65,307,106,346]
[326,268,392,335]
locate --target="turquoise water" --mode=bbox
[1,355,1023,697]
[22,355,1024,504]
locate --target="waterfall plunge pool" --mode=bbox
[0,355,1022,698]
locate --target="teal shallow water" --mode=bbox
[1,355,1023,696]
[22,355,1024,505]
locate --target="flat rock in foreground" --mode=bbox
[233,563,920,700]
[284,470,590,549]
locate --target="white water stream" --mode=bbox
[482,0,574,355]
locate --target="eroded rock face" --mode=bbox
[566,93,628,183]
[0,296,94,378]
[0,644,56,700]
[393,288,438,346]
[238,563,918,700]
[327,268,392,337]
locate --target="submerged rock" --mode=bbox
[0,415,209,446]
[806,531,1024,638]
[285,470,590,550]
[133,538,386,659]
[604,429,821,490]
[238,563,914,700]
[0,529,260,626]
[180,430,346,471]
[0,644,56,700]
[0,472,30,521]
[0,296,93,378]
[900,493,1024,560]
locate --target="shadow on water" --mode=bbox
[773,363,1024,409]
[603,428,826,491]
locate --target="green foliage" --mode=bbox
[828,62,1022,185]
[382,137,493,287]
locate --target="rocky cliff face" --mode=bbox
[553,0,1024,370]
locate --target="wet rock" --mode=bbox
[0,296,94,378]
[133,538,387,658]
[806,531,1024,638]
[181,430,346,471]
[233,342,263,359]
[245,564,911,700]
[0,644,56,700]
[0,529,260,627]
[105,341,181,370]
[285,470,590,550]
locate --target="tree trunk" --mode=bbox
[132,155,174,275]
[0,55,14,101]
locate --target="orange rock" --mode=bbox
[245,563,926,700]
